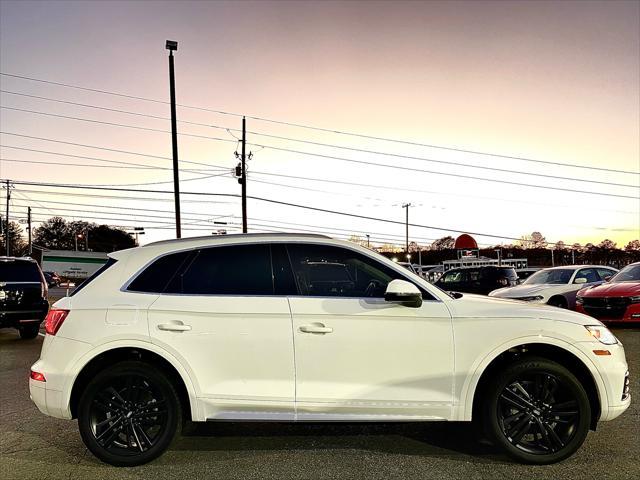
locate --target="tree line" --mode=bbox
[372,232,640,267]
[0,217,136,256]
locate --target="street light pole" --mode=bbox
[402,203,411,254]
[166,40,181,239]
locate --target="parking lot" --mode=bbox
[0,326,637,480]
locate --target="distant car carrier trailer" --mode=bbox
[41,250,108,280]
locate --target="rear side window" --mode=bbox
[127,251,193,293]
[443,271,466,283]
[166,244,273,295]
[497,268,518,279]
[0,260,41,282]
[71,258,118,296]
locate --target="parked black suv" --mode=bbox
[434,266,518,295]
[0,257,49,339]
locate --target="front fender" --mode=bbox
[456,334,608,421]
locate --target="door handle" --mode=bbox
[157,322,192,332]
[299,323,333,334]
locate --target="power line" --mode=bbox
[0,131,227,170]
[2,71,636,175]
[247,142,639,199]
[249,171,637,215]
[0,106,237,145]
[4,89,636,186]
[2,178,554,243]
[0,145,225,173]
[3,106,636,198]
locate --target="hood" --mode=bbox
[489,284,560,297]
[450,293,600,326]
[579,281,640,297]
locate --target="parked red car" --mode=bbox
[576,262,640,323]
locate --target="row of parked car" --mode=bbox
[428,263,640,323]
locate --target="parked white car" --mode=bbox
[489,265,618,309]
[30,235,630,466]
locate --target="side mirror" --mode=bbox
[384,279,422,308]
[574,277,587,284]
[604,275,612,282]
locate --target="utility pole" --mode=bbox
[27,206,32,255]
[241,116,248,233]
[166,40,181,238]
[402,203,411,254]
[4,180,11,256]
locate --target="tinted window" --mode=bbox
[271,244,298,295]
[0,260,41,282]
[611,264,640,282]
[574,268,599,284]
[524,269,573,285]
[443,271,467,283]
[166,244,273,295]
[127,251,194,293]
[596,268,616,281]
[287,244,432,299]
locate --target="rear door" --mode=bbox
[144,243,296,421]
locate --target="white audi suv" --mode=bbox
[30,234,630,466]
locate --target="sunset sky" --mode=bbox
[1,0,639,249]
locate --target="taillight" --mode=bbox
[45,309,69,336]
[30,370,46,382]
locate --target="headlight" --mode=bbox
[630,296,640,304]
[516,295,544,302]
[585,325,618,345]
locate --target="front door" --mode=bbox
[284,243,454,421]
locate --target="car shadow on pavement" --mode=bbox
[169,421,506,464]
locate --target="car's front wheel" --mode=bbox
[78,361,180,466]
[482,357,591,464]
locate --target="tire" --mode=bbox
[19,324,40,339]
[547,297,568,309]
[77,361,180,467]
[481,357,591,464]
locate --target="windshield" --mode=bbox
[0,260,41,282]
[611,264,640,283]
[524,268,573,285]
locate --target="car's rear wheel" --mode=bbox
[78,361,180,466]
[482,357,590,464]
[19,324,40,339]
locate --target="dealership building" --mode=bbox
[41,250,108,279]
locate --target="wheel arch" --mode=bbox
[68,343,199,422]
[466,340,604,430]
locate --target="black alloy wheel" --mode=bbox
[483,357,590,464]
[78,361,180,466]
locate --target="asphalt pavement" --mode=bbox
[1,326,638,480]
